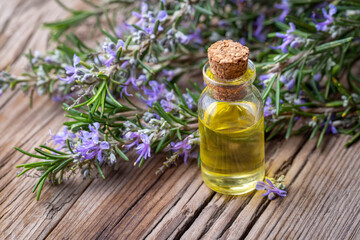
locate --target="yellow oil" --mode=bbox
[199,101,265,195]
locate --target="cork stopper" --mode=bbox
[208,40,249,80]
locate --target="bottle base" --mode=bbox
[201,167,265,195]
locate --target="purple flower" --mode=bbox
[259,73,275,82]
[160,69,175,81]
[132,3,168,34]
[186,28,203,44]
[125,132,141,149]
[76,123,110,162]
[253,14,266,42]
[89,122,100,133]
[176,31,191,44]
[170,135,193,164]
[151,10,168,34]
[264,97,275,117]
[157,10,168,22]
[58,54,81,84]
[168,28,202,45]
[135,133,151,164]
[0,89,3,96]
[259,73,275,89]
[115,19,129,38]
[44,56,53,63]
[280,75,295,90]
[102,40,125,67]
[132,74,147,89]
[328,120,338,134]
[142,80,166,106]
[218,20,229,27]
[239,37,246,46]
[120,72,147,98]
[313,4,337,32]
[323,116,338,134]
[293,92,307,109]
[314,73,322,82]
[160,99,173,112]
[120,73,146,98]
[183,92,194,109]
[160,90,175,112]
[270,22,298,53]
[52,93,71,102]
[49,126,76,150]
[256,178,287,200]
[275,0,290,22]
[97,142,110,162]
[120,85,131,98]
[287,79,296,90]
[132,3,149,27]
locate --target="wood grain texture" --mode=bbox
[0,1,359,240]
[0,1,93,239]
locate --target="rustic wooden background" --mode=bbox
[0,1,359,239]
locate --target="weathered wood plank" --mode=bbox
[99,161,201,239]
[45,154,170,239]
[0,0,74,70]
[241,135,360,240]
[0,91,96,240]
[0,1,94,240]
[145,183,214,240]
[218,137,318,240]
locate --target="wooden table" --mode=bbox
[1,1,359,239]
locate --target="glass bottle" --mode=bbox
[198,59,265,195]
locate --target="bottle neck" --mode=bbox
[202,60,256,101]
[206,83,251,102]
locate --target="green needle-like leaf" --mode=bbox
[34,148,71,159]
[94,161,105,179]
[105,84,133,111]
[285,115,295,139]
[317,115,331,148]
[36,177,47,201]
[266,123,286,141]
[345,131,360,147]
[14,147,49,160]
[310,125,320,140]
[153,102,174,125]
[87,81,106,106]
[193,5,213,16]
[275,75,281,116]
[115,145,129,161]
[39,145,68,155]
[52,159,73,174]
[32,165,56,193]
[262,74,277,101]
[155,133,170,153]
[315,37,354,53]
[16,168,32,177]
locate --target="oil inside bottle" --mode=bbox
[199,101,265,195]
